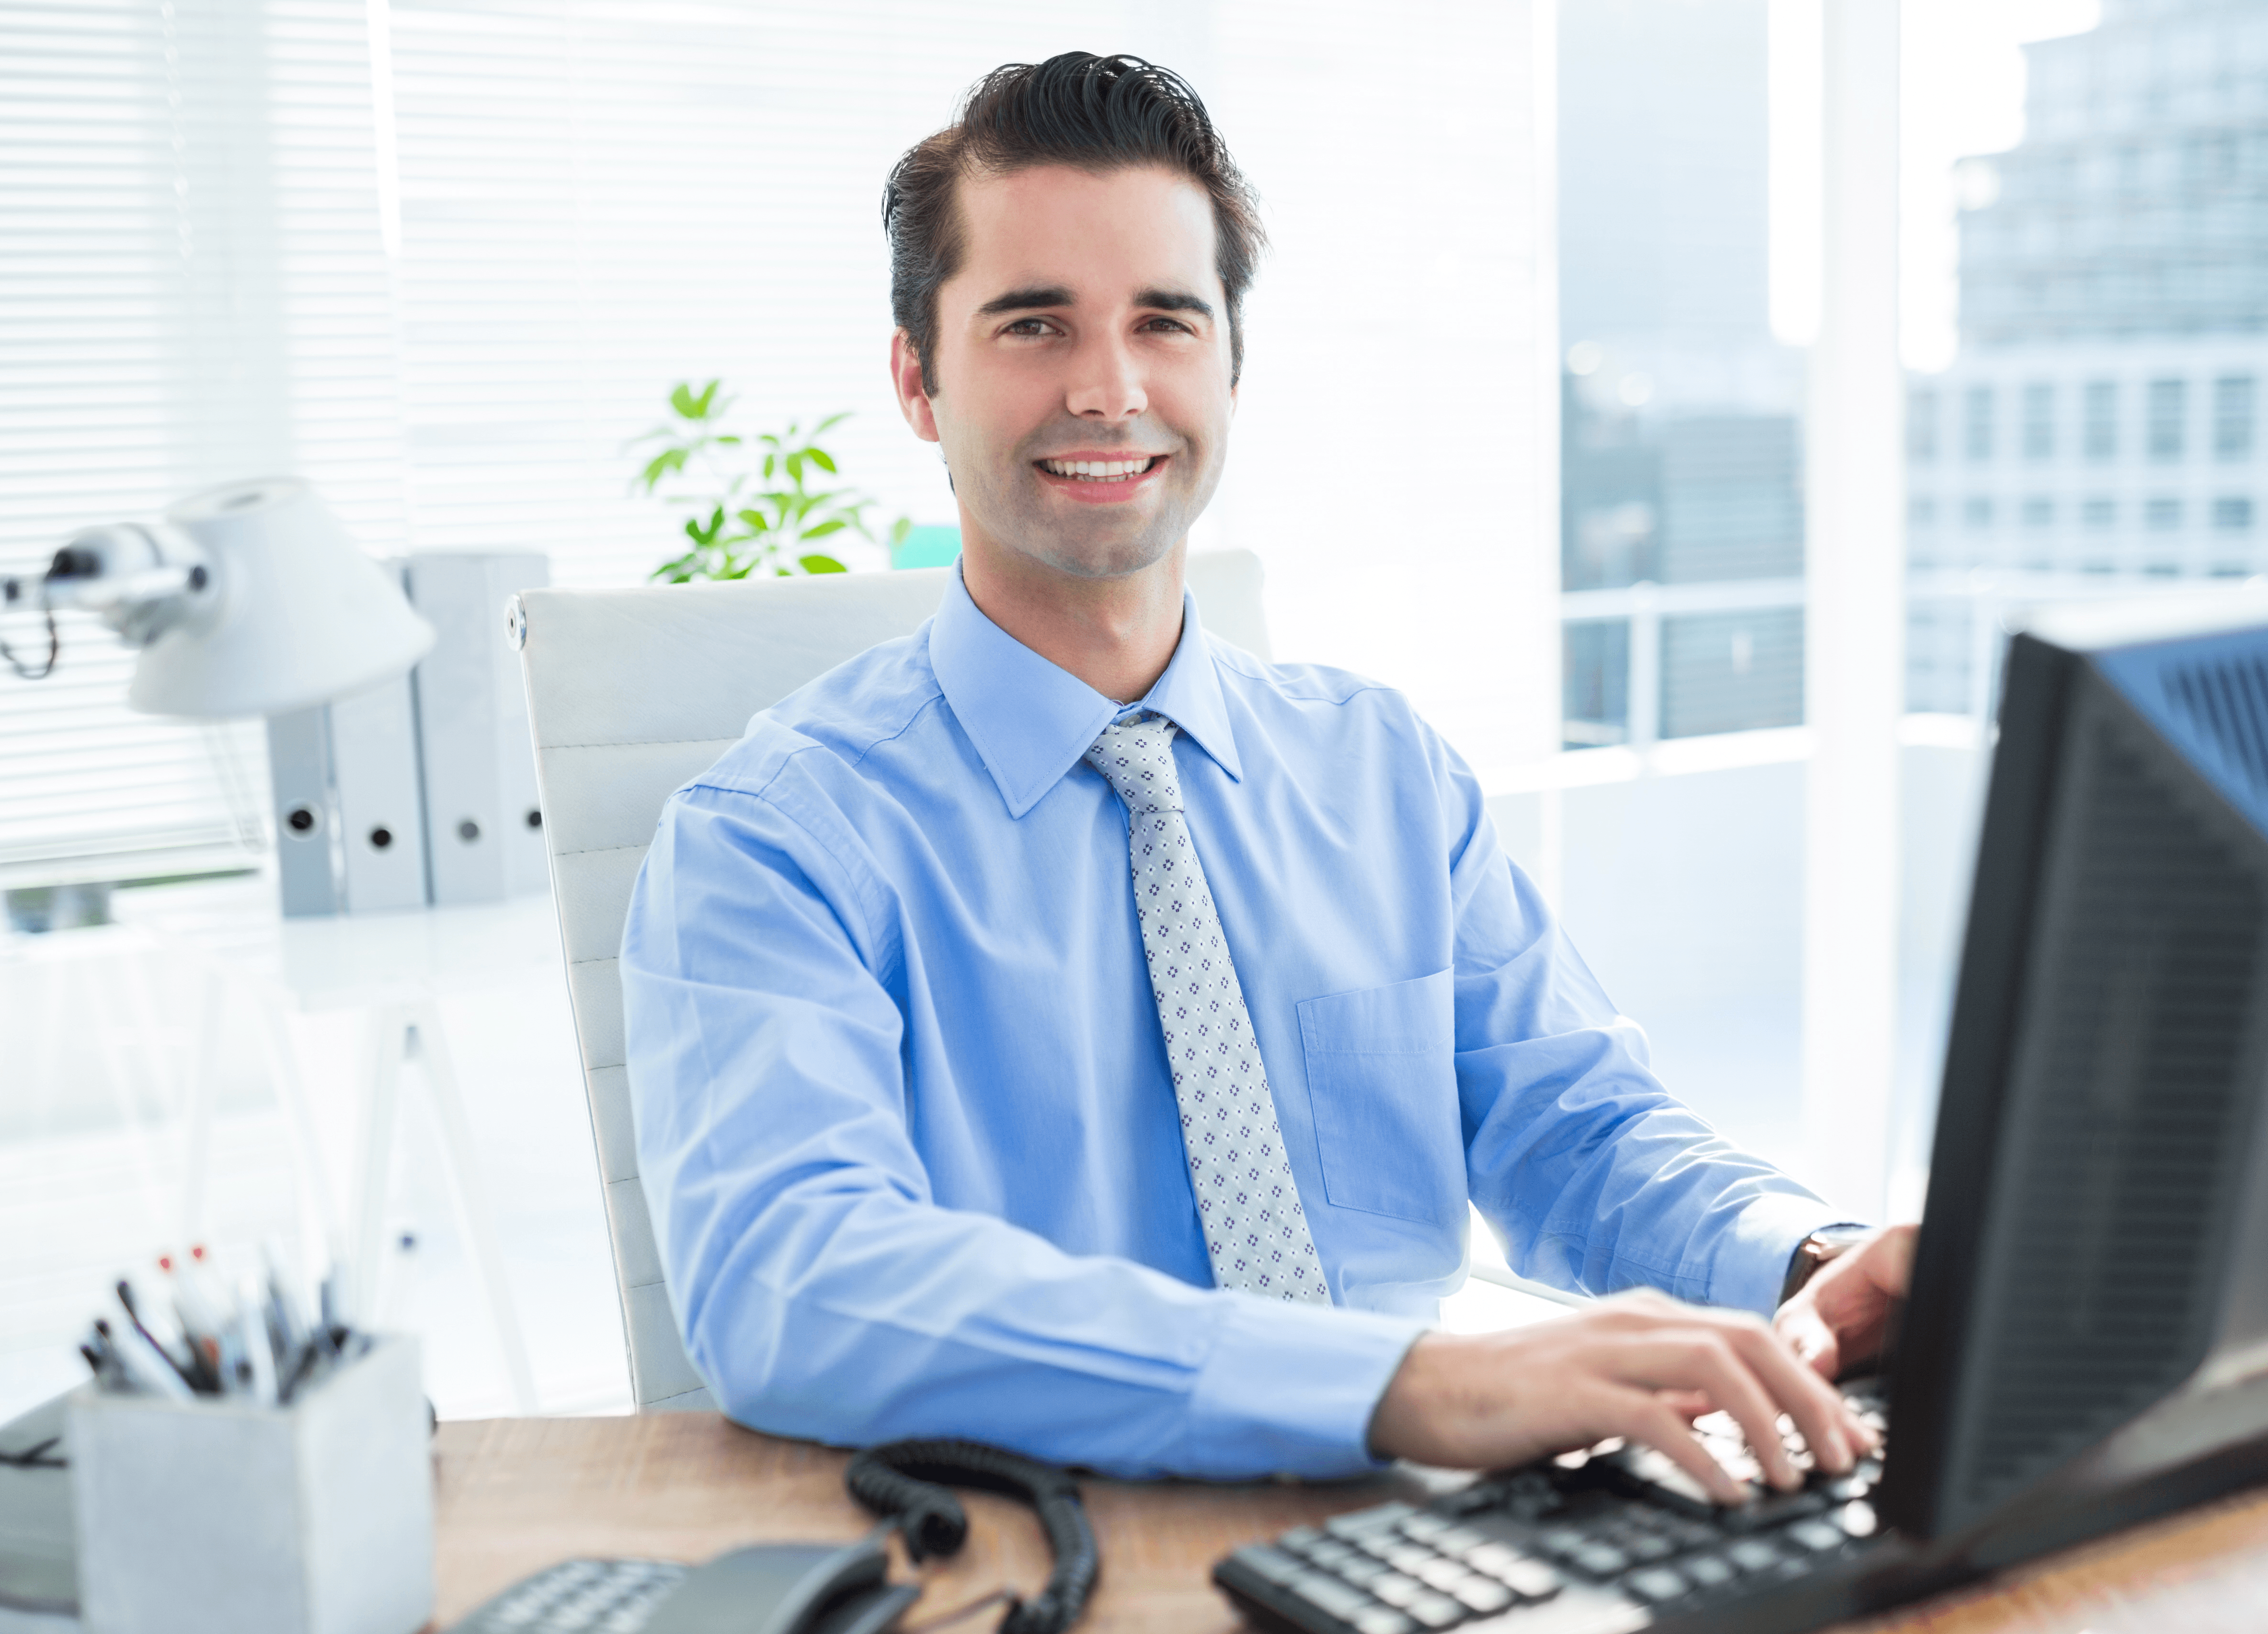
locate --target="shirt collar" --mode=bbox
[928,566,1243,819]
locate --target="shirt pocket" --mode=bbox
[1296,968,1462,1227]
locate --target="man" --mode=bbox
[622,53,1913,1494]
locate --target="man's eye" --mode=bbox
[1004,318,1055,337]
[1141,317,1192,334]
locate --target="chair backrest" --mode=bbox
[515,552,1272,1411]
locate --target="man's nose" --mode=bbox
[1064,333,1147,420]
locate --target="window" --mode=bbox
[2215,377,2256,460]
[2213,497,2255,530]
[2084,380,2119,461]
[1909,391,1939,462]
[2082,497,2117,529]
[2023,383,2056,460]
[2022,497,2055,527]
[1965,386,1996,461]
[1909,496,1939,528]
[1964,496,1995,529]
[2148,378,2188,461]
[2146,497,2185,530]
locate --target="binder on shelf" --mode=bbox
[263,562,430,918]
[405,552,550,905]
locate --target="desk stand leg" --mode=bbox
[352,1004,406,1329]
[407,1002,540,1416]
[258,996,344,1266]
[79,955,170,1243]
[178,968,226,1244]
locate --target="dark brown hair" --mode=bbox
[882,53,1265,395]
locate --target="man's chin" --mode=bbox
[1000,516,1184,582]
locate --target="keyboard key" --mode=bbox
[1384,1545,1438,1576]
[1623,1566,1690,1604]
[1281,1526,1325,1552]
[1838,1500,1879,1538]
[1682,1553,1736,1588]
[1229,1544,1304,1586]
[1352,1611,1415,1634]
[1329,1505,1414,1539]
[1452,1578,1514,1614]
[1626,1534,1675,1563]
[1496,1560,1563,1601]
[1432,1526,1489,1556]
[1370,1573,1425,1608]
[1398,1514,1453,1542]
[1726,1539,1786,1574]
[1340,1557,1389,1588]
[1406,1592,1465,1629]
[1536,1528,1587,1559]
[1569,1543,1630,1578]
[1411,1559,1471,1592]
[1786,1520,1845,1553]
[1462,1543,1525,1576]
[1308,1541,1360,1571]
[1293,1572,1375,1622]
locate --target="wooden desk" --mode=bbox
[432,1414,2268,1634]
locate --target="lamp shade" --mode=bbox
[128,479,435,718]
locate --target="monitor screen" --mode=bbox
[1879,595,2268,1550]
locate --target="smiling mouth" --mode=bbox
[1036,456,1161,483]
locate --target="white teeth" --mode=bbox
[1042,457,1156,481]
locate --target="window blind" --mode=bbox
[0,0,1557,886]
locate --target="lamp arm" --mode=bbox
[0,522,219,678]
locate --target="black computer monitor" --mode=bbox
[1880,594,2268,1567]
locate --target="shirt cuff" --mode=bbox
[1185,1294,1429,1481]
[1711,1194,1869,1317]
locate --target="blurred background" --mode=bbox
[4,0,2260,1423]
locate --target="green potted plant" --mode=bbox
[635,380,910,582]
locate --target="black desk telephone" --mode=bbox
[447,1439,1099,1634]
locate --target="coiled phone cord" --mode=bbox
[845,1438,1100,1634]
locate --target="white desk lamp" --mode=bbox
[0,477,433,717]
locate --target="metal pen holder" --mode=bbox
[67,1333,433,1634]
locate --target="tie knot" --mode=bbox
[1084,713,1183,814]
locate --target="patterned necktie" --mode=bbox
[1085,713,1331,1304]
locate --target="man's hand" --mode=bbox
[1367,1289,1878,1505]
[1773,1223,1917,1380]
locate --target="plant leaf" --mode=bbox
[813,412,851,435]
[890,516,913,547]
[799,553,848,574]
[668,381,698,418]
[806,447,837,474]
[800,518,847,540]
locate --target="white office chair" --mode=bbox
[514,552,1274,1411]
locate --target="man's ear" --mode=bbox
[891,329,940,444]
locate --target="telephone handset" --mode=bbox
[445,1438,1097,1634]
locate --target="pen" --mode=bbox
[119,1278,212,1394]
[101,1312,195,1402]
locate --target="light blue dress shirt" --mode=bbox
[620,569,1840,1481]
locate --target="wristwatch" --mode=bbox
[1777,1224,1874,1306]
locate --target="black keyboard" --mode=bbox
[1214,1386,1890,1634]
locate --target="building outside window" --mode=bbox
[1966,386,1996,461]
[2215,376,2255,460]
[2022,497,2054,527]
[1910,390,1939,462]
[1965,496,1995,529]
[2213,496,2255,530]
[2082,497,2117,529]
[2147,496,2185,530]
[2084,380,2119,461]
[2148,378,2188,461]
[2023,383,2055,460]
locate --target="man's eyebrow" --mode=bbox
[974,285,1075,317]
[1134,287,1214,319]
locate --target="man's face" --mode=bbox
[893,162,1236,581]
